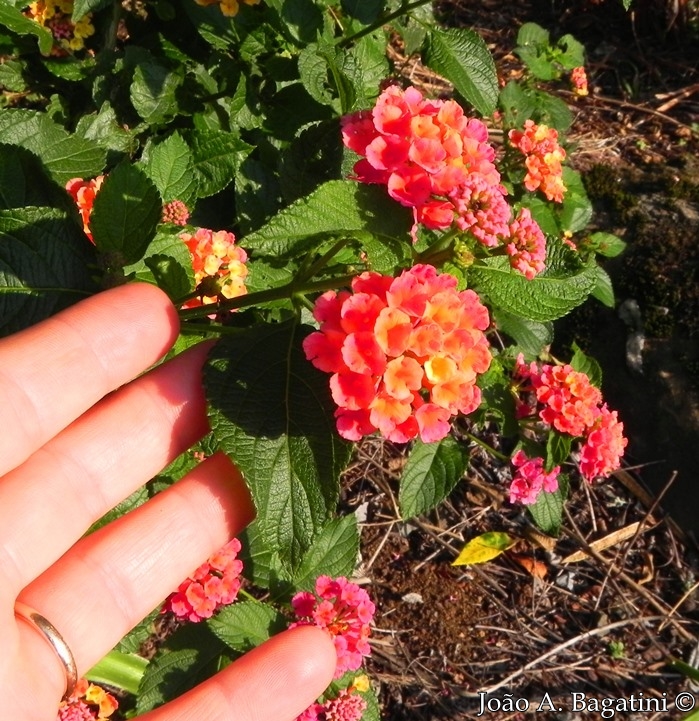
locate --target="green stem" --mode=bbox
[86,651,148,696]
[463,430,509,463]
[336,0,433,48]
[414,226,460,265]
[178,273,356,322]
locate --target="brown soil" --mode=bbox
[356,2,699,720]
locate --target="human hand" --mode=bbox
[0,283,337,721]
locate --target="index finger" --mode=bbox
[0,283,179,478]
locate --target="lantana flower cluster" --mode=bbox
[303,264,492,444]
[290,576,375,678]
[161,199,190,226]
[180,227,248,309]
[57,679,118,721]
[162,538,244,622]
[26,0,94,54]
[341,85,548,279]
[508,120,567,203]
[570,66,589,96]
[296,678,370,721]
[515,356,627,482]
[509,449,560,505]
[193,0,260,17]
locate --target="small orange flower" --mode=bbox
[65,176,105,242]
[58,679,118,720]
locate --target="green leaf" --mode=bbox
[492,308,553,358]
[559,168,593,233]
[122,229,194,301]
[242,181,411,259]
[591,264,615,308]
[452,531,516,566]
[0,144,62,209]
[399,436,468,519]
[205,321,351,569]
[130,61,184,125]
[142,132,198,206]
[298,45,334,107]
[344,33,389,104]
[238,520,292,594]
[72,0,111,21]
[423,27,498,116]
[87,486,149,534]
[0,207,95,337]
[0,109,106,186]
[527,474,569,536]
[557,34,586,70]
[293,515,360,591]
[0,2,53,54]
[74,103,136,160]
[516,22,550,48]
[570,342,603,388]
[90,162,162,264]
[341,0,385,24]
[187,128,253,198]
[208,601,287,653]
[469,242,598,322]
[136,623,227,713]
[545,431,572,470]
[115,608,159,654]
[86,650,148,696]
[587,231,627,258]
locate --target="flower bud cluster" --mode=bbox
[303,264,491,443]
[290,576,375,678]
[570,66,589,96]
[179,227,248,308]
[161,199,190,226]
[162,538,244,623]
[509,449,560,505]
[508,120,567,203]
[515,356,627,481]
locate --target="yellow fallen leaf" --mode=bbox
[452,531,517,566]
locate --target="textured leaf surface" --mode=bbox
[142,132,198,205]
[528,475,569,536]
[0,207,95,336]
[293,515,360,591]
[208,601,286,653]
[452,532,516,566]
[423,27,498,116]
[0,3,53,54]
[242,181,411,258]
[90,162,162,264]
[0,109,105,185]
[71,0,110,21]
[399,436,469,519]
[130,62,183,125]
[205,322,350,569]
[187,128,253,198]
[492,308,553,358]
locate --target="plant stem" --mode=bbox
[414,226,460,265]
[86,651,148,695]
[463,430,509,463]
[336,0,433,48]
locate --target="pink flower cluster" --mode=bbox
[515,356,627,481]
[290,576,375,678]
[57,679,118,721]
[180,227,248,309]
[162,538,243,622]
[296,687,368,721]
[570,66,589,96]
[341,85,548,278]
[509,449,560,505]
[303,265,491,444]
[508,120,567,203]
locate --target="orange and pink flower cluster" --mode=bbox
[57,679,118,721]
[303,265,491,444]
[162,538,243,622]
[296,682,369,721]
[290,576,375,679]
[509,449,560,505]
[180,227,248,308]
[570,66,589,96]
[508,120,567,203]
[515,356,627,481]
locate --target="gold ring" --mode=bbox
[14,601,78,702]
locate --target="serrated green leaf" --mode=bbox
[0,59,27,92]
[0,207,95,337]
[75,103,136,160]
[527,474,569,536]
[344,33,389,104]
[205,321,351,569]
[0,109,106,186]
[187,128,253,198]
[114,608,159,654]
[130,61,183,125]
[516,22,550,48]
[452,531,516,566]
[557,34,586,70]
[545,431,572,471]
[470,247,598,322]
[587,231,627,258]
[242,181,411,259]
[208,601,287,653]
[238,520,292,594]
[560,167,593,233]
[123,229,194,301]
[72,0,110,20]
[88,486,149,534]
[570,342,603,388]
[591,264,615,308]
[423,27,498,116]
[293,515,360,591]
[0,2,53,54]
[399,436,468,518]
[90,162,162,264]
[298,45,333,106]
[492,308,553,357]
[136,623,227,713]
[142,132,198,206]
